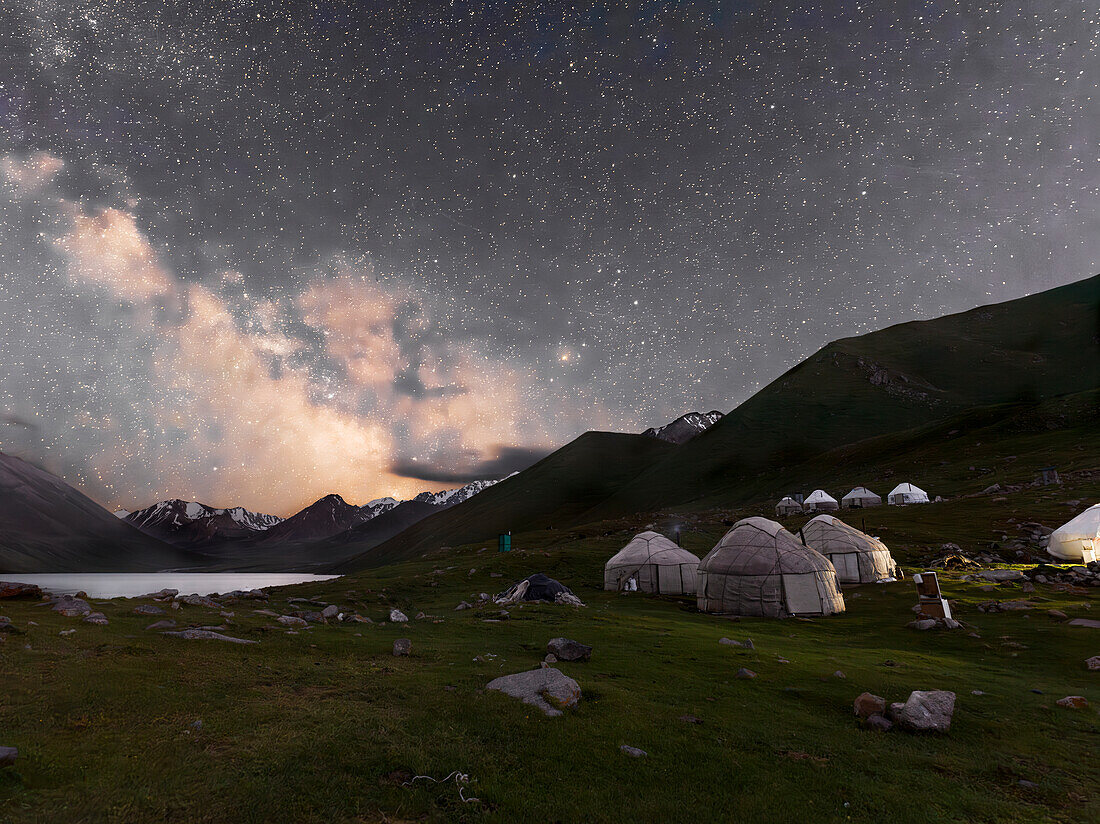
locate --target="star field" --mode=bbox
[0,1,1097,513]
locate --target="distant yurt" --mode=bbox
[775,496,803,517]
[841,486,882,509]
[887,482,929,505]
[803,489,839,513]
[604,531,700,595]
[696,517,845,618]
[1047,503,1100,563]
[801,515,899,584]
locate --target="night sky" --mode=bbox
[0,1,1097,515]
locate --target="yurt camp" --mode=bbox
[1047,503,1100,563]
[887,482,929,505]
[841,486,882,508]
[803,489,839,513]
[800,515,899,584]
[696,517,845,618]
[775,496,803,517]
[604,531,701,595]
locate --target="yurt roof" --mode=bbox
[842,486,878,499]
[607,532,700,566]
[702,517,834,576]
[803,514,888,552]
[804,489,838,504]
[889,482,926,496]
[1052,503,1100,540]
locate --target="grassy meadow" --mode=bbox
[1,479,1098,824]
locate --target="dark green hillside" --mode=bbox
[333,432,675,570]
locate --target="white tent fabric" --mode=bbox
[803,489,839,512]
[696,517,845,618]
[775,496,803,517]
[888,482,929,505]
[841,486,882,508]
[604,531,701,595]
[1047,503,1100,562]
[801,515,899,584]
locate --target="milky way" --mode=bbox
[0,2,1097,514]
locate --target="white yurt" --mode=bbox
[800,515,899,584]
[696,517,845,618]
[841,486,882,509]
[775,496,803,517]
[1047,503,1100,563]
[604,531,701,595]
[888,482,929,505]
[803,489,839,513]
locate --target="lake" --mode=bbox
[5,573,340,599]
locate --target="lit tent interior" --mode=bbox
[800,514,899,584]
[603,531,701,595]
[696,517,845,618]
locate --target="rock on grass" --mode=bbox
[0,746,16,767]
[487,668,580,717]
[896,690,955,732]
[161,629,257,645]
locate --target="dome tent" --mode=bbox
[841,486,882,508]
[803,489,839,513]
[604,531,700,595]
[888,482,929,505]
[1047,503,1100,563]
[775,496,803,517]
[495,573,584,606]
[696,517,845,618]
[801,515,899,584]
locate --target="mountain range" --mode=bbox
[1,274,1097,574]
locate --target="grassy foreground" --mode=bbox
[1,485,1098,824]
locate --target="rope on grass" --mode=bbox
[403,770,480,803]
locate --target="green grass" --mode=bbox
[2,480,1099,823]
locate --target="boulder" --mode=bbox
[718,637,755,649]
[908,619,937,631]
[0,582,43,599]
[976,569,1024,583]
[133,604,164,616]
[141,588,179,601]
[853,692,886,719]
[1068,618,1100,629]
[0,746,16,767]
[0,617,23,634]
[547,637,592,662]
[51,596,91,617]
[176,594,221,609]
[896,690,955,732]
[620,745,647,758]
[1055,696,1089,709]
[145,620,177,631]
[1048,609,1068,621]
[161,629,257,644]
[863,714,893,731]
[486,667,581,717]
[455,601,472,611]
[393,638,411,656]
[276,615,308,628]
[83,612,109,626]
[389,608,409,623]
[1087,656,1100,671]
[321,605,339,620]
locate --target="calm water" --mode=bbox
[6,573,340,599]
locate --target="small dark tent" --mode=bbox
[495,573,584,606]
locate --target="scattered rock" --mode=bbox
[1068,618,1100,629]
[853,693,886,719]
[1018,779,1039,789]
[908,618,938,631]
[975,569,1025,583]
[389,608,409,623]
[486,667,581,717]
[133,604,164,616]
[51,595,91,617]
[547,637,592,662]
[276,615,308,628]
[1086,656,1100,671]
[0,582,43,599]
[145,620,177,631]
[1055,696,1088,709]
[620,745,647,758]
[735,668,757,679]
[142,588,179,601]
[679,714,703,724]
[176,594,221,609]
[896,690,955,732]
[321,604,339,620]
[455,601,472,611]
[0,617,22,634]
[0,746,16,767]
[393,638,411,656]
[59,629,76,636]
[83,612,109,626]
[718,637,754,649]
[544,653,557,664]
[833,671,846,679]
[863,714,893,732]
[161,629,257,644]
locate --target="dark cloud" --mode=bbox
[390,446,549,484]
